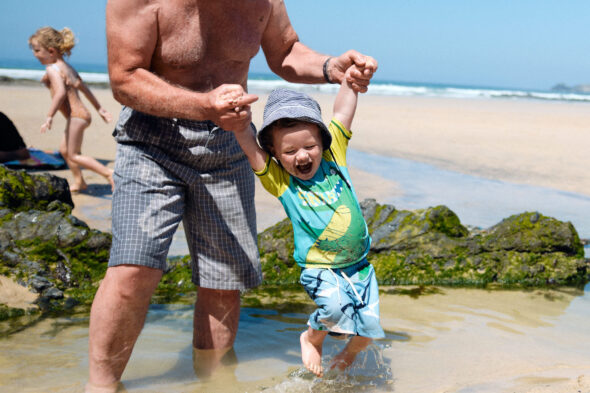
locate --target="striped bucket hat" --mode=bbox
[257,88,331,153]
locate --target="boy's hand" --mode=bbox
[208,85,258,132]
[348,59,376,93]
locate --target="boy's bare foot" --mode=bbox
[300,330,324,377]
[329,348,358,371]
[329,336,371,372]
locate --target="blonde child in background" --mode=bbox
[29,26,114,192]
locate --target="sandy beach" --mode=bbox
[3,83,590,199]
[1,82,589,393]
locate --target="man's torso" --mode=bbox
[150,0,272,91]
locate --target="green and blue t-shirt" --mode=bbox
[255,119,371,269]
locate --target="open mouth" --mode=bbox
[297,162,313,174]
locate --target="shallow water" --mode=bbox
[347,149,590,239]
[1,285,589,392]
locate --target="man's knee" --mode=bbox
[196,288,240,314]
[101,264,163,300]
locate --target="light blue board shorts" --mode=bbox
[300,260,385,339]
[108,107,261,290]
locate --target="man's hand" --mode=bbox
[207,85,259,131]
[329,50,378,93]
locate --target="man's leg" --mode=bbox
[87,265,163,392]
[192,287,241,378]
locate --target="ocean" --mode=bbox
[2,59,589,103]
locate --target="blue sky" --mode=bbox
[1,0,588,90]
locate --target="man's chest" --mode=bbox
[156,1,270,66]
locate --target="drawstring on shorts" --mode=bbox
[328,268,365,307]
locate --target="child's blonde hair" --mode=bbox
[29,27,76,57]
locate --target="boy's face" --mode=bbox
[271,122,323,181]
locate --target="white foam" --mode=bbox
[0,67,109,83]
[2,67,589,102]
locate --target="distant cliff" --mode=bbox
[551,83,590,94]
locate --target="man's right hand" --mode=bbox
[207,85,259,132]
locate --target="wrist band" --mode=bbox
[323,57,334,84]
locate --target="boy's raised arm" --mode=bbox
[232,126,268,173]
[332,66,359,130]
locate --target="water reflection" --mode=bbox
[348,149,590,239]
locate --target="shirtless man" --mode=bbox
[87,1,377,391]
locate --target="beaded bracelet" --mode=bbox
[323,57,334,84]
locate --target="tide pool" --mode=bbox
[1,285,588,392]
[347,149,590,239]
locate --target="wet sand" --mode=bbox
[1,83,590,392]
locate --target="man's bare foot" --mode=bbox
[192,347,236,380]
[84,381,125,393]
[300,330,324,377]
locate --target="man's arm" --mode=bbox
[106,0,256,130]
[261,0,378,92]
[332,67,358,130]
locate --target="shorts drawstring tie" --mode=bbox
[328,268,365,306]
[342,270,365,306]
[327,268,342,305]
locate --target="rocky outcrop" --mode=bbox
[551,83,590,94]
[0,166,111,333]
[0,165,196,334]
[258,199,589,287]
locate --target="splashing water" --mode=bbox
[264,341,393,392]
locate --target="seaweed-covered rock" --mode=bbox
[0,166,111,333]
[0,165,73,211]
[258,199,589,288]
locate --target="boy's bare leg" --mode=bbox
[300,327,329,377]
[330,336,372,371]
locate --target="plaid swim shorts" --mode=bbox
[108,107,261,290]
